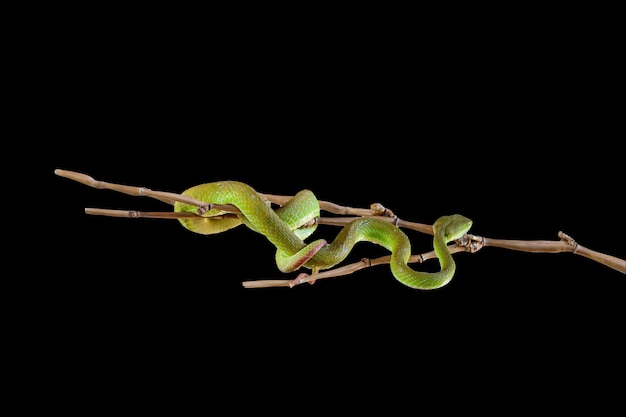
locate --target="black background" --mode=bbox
[19,9,625,412]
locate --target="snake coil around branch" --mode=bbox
[54,169,626,289]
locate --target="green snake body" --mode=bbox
[174,181,472,289]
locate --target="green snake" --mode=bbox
[174,181,472,289]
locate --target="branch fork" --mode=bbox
[55,169,626,289]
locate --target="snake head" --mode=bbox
[433,214,473,243]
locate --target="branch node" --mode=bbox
[558,231,578,253]
[197,204,210,215]
[457,233,484,253]
[369,203,385,215]
[370,203,395,218]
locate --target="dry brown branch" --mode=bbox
[242,231,626,288]
[84,208,235,220]
[264,194,392,217]
[482,232,625,273]
[54,169,231,215]
[242,246,462,288]
[83,205,624,285]
[309,218,625,276]
[55,169,625,290]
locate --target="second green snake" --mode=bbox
[174,181,472,290]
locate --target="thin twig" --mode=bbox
[241,232,625,288]
[242,245,467,288]
[316,216,432,235]
[80,196,625,275]
[54,169,230,214]
[84,208,236,220]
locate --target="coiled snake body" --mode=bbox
[175,181,472,289]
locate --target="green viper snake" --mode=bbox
[174,181,473,289]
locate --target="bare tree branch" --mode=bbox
[55,169,625,290]
[482,232,625,273]
[83,205,625,283]
[242,231,625,289]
